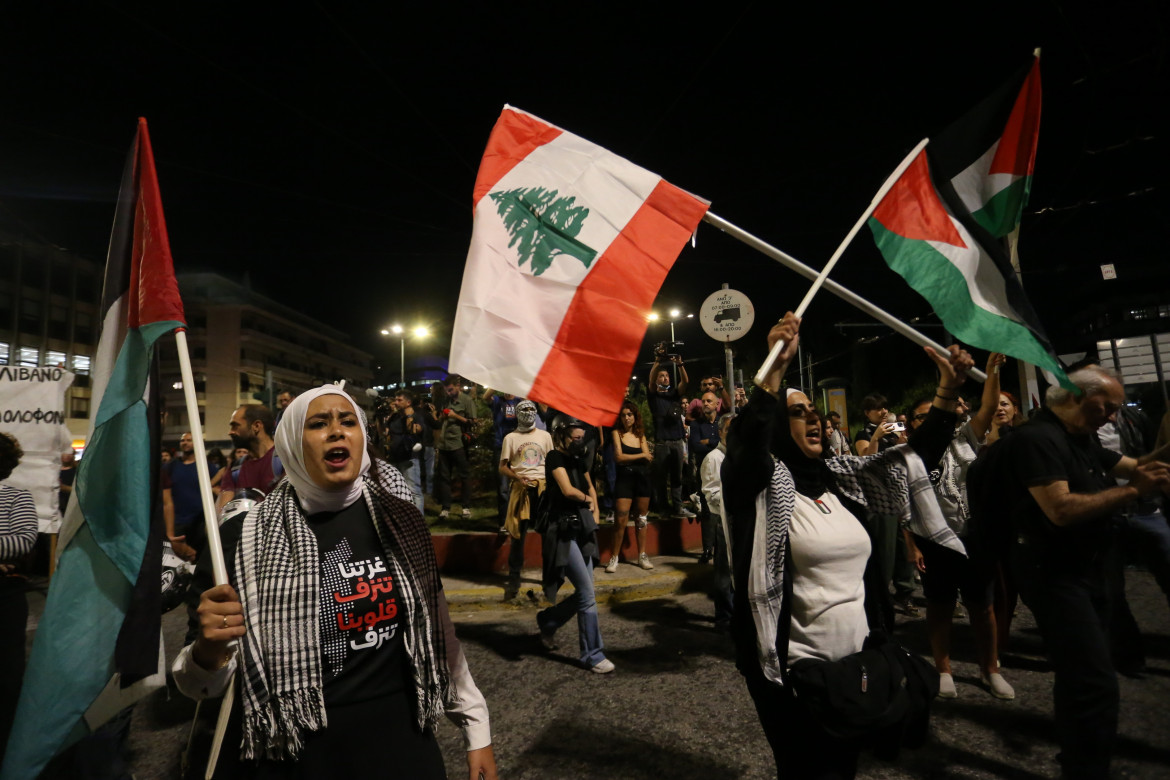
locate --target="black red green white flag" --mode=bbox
[2,118,186,780]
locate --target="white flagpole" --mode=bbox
[174,329,228,585]
[174,329,237,778]
[700,159,987,387]
[747,139,929,386]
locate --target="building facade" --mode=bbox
[158,274,375,447]
[1,227,373,449]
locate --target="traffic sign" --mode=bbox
[698,288,754,342]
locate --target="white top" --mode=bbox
[700,447,725,519]
[500,428,554,482]
[787,491,871,665]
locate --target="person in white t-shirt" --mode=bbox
[499,401,553,598]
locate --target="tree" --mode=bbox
[489,186,597,276]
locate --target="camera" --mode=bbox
[654,340,685,359]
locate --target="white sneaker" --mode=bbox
[604,556,618,574]
[590,658,615,674]
[937,672,957,699]
[639,553,654,570]
[984,672,1015,700]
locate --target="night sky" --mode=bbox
[2,1,1164,393]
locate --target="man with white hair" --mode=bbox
[969,364,1170,780]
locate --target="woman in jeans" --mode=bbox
[537,417,614,673]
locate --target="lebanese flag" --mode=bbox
[867,149,1073,390]
[929,53,1041,240]
[450,106,709,426]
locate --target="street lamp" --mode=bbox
[647,307,692,341]
[381,324,430,389]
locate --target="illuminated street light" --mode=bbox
[381,323,429,389]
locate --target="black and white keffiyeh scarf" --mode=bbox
[235,459,452,760]
[747,446,963,685]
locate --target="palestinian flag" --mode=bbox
[2,118,186,780]
[929,52,1041,240]
[450,106,709,426]
[867,149,1073,390]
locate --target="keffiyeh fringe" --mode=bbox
[236,460,452,761]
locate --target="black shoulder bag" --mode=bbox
[782,531,939,751]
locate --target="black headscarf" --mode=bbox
[769,388,835,498]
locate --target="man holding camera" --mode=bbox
[647,346,696,520]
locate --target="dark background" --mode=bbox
[1,1,1163,402]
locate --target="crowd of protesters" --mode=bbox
[5,315,1170,780]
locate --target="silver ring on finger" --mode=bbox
[221,615,229,629]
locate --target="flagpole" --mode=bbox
[174,328,238,778]
[174,329,229,585]
[701,216,987,386]
[743,139,931,386]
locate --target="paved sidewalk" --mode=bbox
[441,553,715,612]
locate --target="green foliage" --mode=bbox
[489,186,596,276]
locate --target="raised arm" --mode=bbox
[906,344,974,469]
[648,354,664,393]
[674,355,690,395]
[723,314,800,506]
[968,352,1005,441]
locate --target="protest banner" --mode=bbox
[1,365,75,534]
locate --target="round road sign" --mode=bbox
[698,288,754,342]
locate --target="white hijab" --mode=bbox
[274,385,372,515]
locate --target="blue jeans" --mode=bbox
[424,446,436,497]
[538,542,606,668]
[393,459,424,512]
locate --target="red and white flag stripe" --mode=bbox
[451,106,708,426]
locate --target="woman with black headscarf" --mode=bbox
[723,313,972,780]
[172,386,496,779]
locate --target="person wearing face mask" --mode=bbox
[724,313,973,779]
[499,401,553,599]
[172,386,497,779]
[537,416,613,673]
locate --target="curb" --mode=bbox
[442,555,711,613]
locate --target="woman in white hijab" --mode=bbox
[173,385,497,780]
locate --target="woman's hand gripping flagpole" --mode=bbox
[751,138,931,388]
[173,329,237,780]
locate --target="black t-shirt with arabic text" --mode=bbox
[306,499,407,707]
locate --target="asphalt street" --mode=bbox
[22,560,1170,779]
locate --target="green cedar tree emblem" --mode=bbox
[488,186,597,276]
